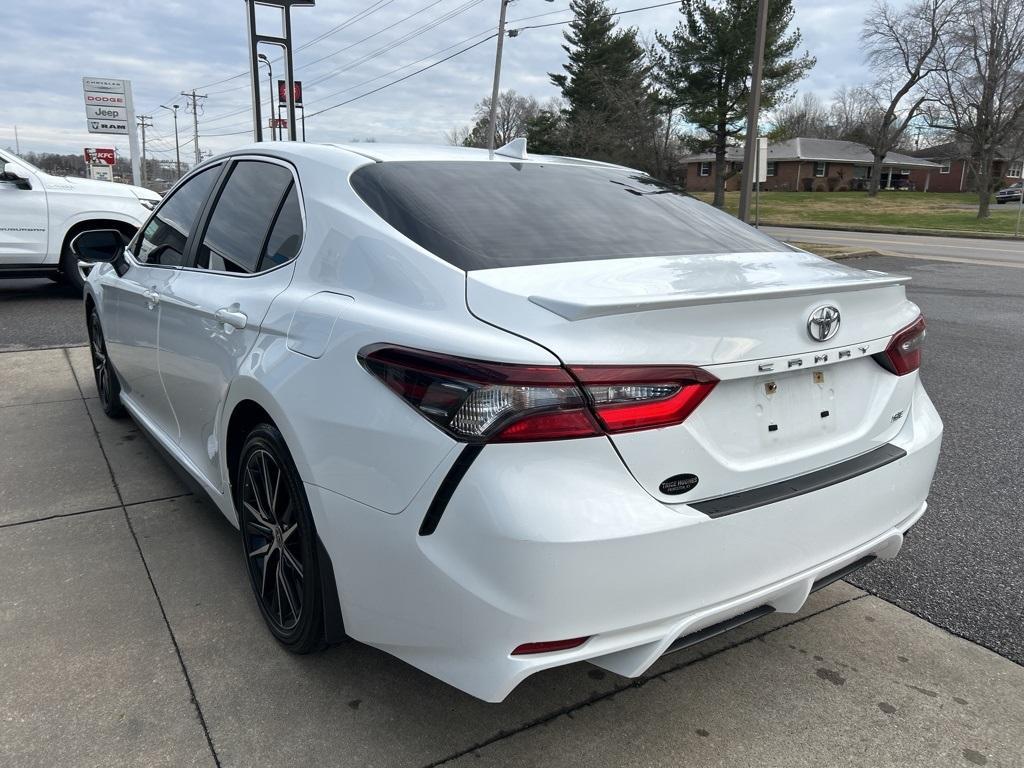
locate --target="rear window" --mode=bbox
[350,161,788,270]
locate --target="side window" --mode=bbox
[135,166,219,266]
[195,160,294,274]
[260,184,303,270]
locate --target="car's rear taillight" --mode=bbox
[358,345,601,442]
[876,316,926,376]
[571,366,719,433]
[359,346,718,443]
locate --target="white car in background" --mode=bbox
[0,147,160,291]
[77,142,942,702]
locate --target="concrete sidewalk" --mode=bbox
[1,347,1022,767]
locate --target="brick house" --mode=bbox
[905,142,1023,192]
[682,138,940,192]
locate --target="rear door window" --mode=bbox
[350,161,788,271]
[260,183,303,270]
[195,160,296,273]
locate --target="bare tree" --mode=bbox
[460,90,542,148]
[828,85,874,142]
[444,125,471,146]
[927,0,1024,217]
[859,0,957,196]
[767,93,832,140]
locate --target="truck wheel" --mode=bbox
[60,239,90,293]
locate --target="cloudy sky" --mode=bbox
[1,0,888,163]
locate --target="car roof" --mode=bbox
[219,140,635,172]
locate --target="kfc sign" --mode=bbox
[84,148,116,165]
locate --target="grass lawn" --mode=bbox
[692,190,1024,236]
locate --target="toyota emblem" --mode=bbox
[807,305,841,342]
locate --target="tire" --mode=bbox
[88,308,126,418]
[237,424,326,654]
[60,238,88,293]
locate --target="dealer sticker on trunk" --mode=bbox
[659,474,700,495]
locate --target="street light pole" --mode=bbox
[161,104,181,179]
[737,0,769,223]
[258,53,278,140]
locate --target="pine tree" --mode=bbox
[545,0,659,167]
[658,0,815,206]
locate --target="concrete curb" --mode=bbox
[758,220,1022,241]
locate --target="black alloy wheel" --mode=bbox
[238,424,325,653]
[89,309,125,418]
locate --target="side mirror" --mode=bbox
[3,162,22,178]
[71,229,127,264]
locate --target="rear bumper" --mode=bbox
[308,380,942,702]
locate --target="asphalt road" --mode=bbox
[0,250,1021,665]
[844,254,1024,665]
[765,225,1024,267]
[0,278,85,352]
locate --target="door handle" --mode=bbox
[215,307,248,330]
[143,289,160,307]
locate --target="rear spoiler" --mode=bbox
[529,272,911,321]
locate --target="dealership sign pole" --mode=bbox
[83,77,141,185]
[245,1,315,143]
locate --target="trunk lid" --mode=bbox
[466,250,921,504]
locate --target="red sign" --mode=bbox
[277,80,303,106]
[84,147,116,165]
[269,118,289,128]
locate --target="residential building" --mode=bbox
[905,142,1023,193]
[682,138,940,192]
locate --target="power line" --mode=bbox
[299,26,495,109]
[191,0,400,95]
[297,0,448,72]
[305,33,497,119]
[511,0,678,32]
[303,0,485,88]
[195,0,679,140]
[302,0,681,120]
[199,0,485,128]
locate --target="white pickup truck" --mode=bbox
[0,147,161,291]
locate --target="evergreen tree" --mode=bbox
[658,0,814,206]
[545,0,659,168]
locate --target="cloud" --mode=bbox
[2,0,899,160]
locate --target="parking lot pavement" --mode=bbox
[0,279,85,352]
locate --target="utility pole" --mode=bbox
[137,115,153,184]
[486,0,510,154]
[161,104,181,179]
[181,90,208,166]
[13,125,19,154]
[737,0,769,223]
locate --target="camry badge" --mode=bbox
[807,305,841,342]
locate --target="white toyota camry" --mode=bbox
[78,141,942,702]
